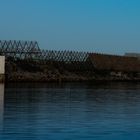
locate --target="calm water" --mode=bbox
[0,82,140,140]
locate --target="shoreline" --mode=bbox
[5,54,140,83]
[5,77,140,83]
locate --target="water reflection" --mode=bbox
[1,82,140,140]
[0,84,4,127]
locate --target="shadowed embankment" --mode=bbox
[1,40,140,82]
[5,58,95,82]
[5,53,140,82]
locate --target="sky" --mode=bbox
[0,0,140,54]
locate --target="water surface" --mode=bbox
[0,82,140,140]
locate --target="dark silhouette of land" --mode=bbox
[0,40,140,82]
[5,53,140,82]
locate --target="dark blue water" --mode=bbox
[0,82,140,140]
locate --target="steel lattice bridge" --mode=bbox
[0,40,40,59]
[0,40,90,62]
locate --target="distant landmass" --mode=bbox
[0,40,140,82]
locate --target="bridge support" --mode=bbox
[0,56,5,82]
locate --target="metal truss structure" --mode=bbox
[39,50,92,71]
[0,40,90,62]
[39,50,89,62]
[0,40,93,71]
[0,40,40,59]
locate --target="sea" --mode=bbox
[0,82,140,140]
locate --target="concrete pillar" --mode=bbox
[0,56,5,82]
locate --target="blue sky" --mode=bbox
[0,0,140,54]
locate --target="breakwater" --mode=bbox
[1,40,140,82]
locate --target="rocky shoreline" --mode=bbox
[5,60,140,83]
[6,74,140,83]
[5,54,140,83]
